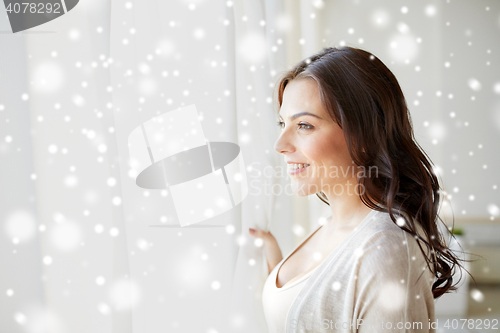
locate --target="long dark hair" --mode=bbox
[274,46,477,299]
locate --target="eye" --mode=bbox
[277,120,314,130]
[298,122,313,130]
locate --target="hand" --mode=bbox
[248,227,283,274]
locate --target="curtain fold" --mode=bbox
[226,0,285,331]
[225,0,326,331]
[0,20,46,333]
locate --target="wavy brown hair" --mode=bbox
[274,46,477,299]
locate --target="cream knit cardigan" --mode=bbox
[284,206,436,333]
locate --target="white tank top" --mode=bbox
[261,224,324,333]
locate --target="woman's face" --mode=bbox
[274,78,358,197]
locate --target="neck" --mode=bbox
[323,183,375,231]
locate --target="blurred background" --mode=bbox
[0,0,499,332]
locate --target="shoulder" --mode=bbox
[358,210,408,248]
[354,210,430,279]
[360,210,428,249]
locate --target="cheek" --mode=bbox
[307,136,346,164]
[307,142,355,180]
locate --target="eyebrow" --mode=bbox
[278,111,323,121]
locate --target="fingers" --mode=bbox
[248,228,258,236]
[248,228,269,239]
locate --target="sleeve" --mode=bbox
[354,230,431,333]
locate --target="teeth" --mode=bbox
[289,163,310,170]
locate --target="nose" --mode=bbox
[274,130,294,154]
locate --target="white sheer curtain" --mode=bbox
[0,0,322,332]
[225,1,288,331]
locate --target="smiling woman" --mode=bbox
[248,46,475,333]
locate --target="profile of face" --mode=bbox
[274,78,359,197]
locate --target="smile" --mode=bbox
[288,163,311,175]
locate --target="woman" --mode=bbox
[248,46,471,333]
